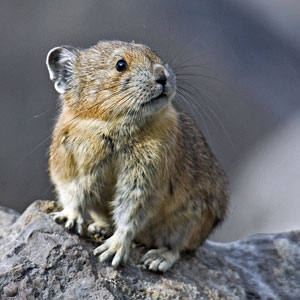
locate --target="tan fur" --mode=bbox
[47,40,229,272]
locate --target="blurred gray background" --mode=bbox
[1,0,300,242]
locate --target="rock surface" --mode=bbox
[0,201,299,300]
[0,206,20,243]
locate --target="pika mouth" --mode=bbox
[143,92,167,106]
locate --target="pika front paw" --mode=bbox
[87,222,113,237]
[142,248,179,272]
[93,232,130,268]
[50,210,85,236]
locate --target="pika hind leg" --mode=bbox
[140,215,197,272]
[88,210,113,237]
[141,206,221,272]
[142,247,179,272]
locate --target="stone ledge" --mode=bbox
[0,200,299,299]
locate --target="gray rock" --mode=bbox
[0,200,299,300]
[0,206,20,246]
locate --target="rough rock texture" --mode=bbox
[0,201,299,300]
[0,206,20,243]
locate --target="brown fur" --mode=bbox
[46,40,229,272]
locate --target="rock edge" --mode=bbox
[0,200,299,300]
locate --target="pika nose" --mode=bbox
[153,64,168,87]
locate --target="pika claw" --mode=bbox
[94,243,109,256]
[87,222,113,237]
[65,219,75,230]
[75,222,84,236]
[93,233,130,268]
[50,212,67,223]
[50,210,85,236]
[99,249,114,263]
[142,248,179,273]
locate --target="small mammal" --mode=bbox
[46,40,229,272]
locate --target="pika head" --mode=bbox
[46,41,176,122]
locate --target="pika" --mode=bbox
[46,40,228,272]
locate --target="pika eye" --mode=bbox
[116,60,128,72]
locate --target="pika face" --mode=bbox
[46,41,176,122]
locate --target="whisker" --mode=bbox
[177,83,235,151]
[177,88,214,129]
[21,83,136,161]
[167,35,199,67]
[173,64,212,72]
[176,78,223,111]
[177,87,216,128]
[171,54,211,70]
[176,89,212,144]
[175,73,233,90]
[106,90,137,122]
[18,133,52,163]
[23,108,56,125]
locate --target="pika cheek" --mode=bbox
[121,76,131,91]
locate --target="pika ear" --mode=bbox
[46,46,77,94]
